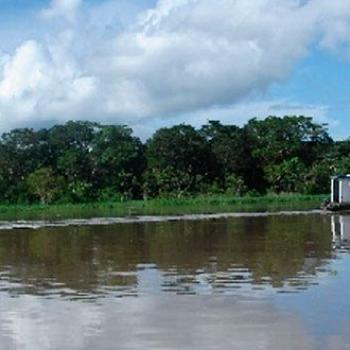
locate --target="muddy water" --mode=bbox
[0,214,349,349]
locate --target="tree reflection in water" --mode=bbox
[0,214,340,299]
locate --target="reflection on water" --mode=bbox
[0,214,350,349]
[0,296,317,350]
[332,215,350,251]
[0,215,335,299]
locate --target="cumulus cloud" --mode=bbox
[0,35,96,131]
[1,0,350,133]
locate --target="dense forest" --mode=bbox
[0,116,347,204]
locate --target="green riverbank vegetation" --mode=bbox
[0,115,343,205]
[0,194,327,220]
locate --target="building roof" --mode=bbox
[332,175,350,180]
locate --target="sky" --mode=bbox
[1,0,350,139]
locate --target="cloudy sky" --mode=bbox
[1,0,350,139]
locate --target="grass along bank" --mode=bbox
[0,194,328,221]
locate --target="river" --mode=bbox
[0,213,349,349]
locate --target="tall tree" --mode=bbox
[0,128,51,202]
[91,125,145,199]
[245,116,333,192]
[200,120,251,190]
[246,116,332,166]
[145,124,214,196]
[48,121,99,201]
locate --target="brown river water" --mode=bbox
[0,213,349,349]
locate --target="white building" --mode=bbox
[331,175,350,204]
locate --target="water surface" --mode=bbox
[0,214,349,349]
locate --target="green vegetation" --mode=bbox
[0,116,344,209]
[0,194,326,221]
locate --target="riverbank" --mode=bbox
[0,194,327,221]
[0,210,326,230]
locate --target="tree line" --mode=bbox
[0,116,347,204]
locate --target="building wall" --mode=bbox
[340,179,350,203]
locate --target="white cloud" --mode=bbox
[0,34,96,131]
[0,0,350,134]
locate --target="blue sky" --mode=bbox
[0,0,350,139]
[269,49,350,139]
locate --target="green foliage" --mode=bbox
[143,167,204,198]
[265,157,307,193]
[224,175,247,196]
[301,159,333,195]
[246,116,332,166]
[27,167,65,204]
[91,125,145,198]
[0,194,327,221]
[201,120,247,176]
[146,124,214,178]
[0,116,340,204]
[68,180,93,203]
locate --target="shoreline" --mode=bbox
[0,209,335,230]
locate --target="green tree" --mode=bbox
[145,124,214,196]
[245,116,333,193]
[49,121,98,180]
[0,116,340,203]
[200,120,252,190]
[48,121,102,201]
[0,128,51,202]
[301,159,333,194]
[143,167,204,198]
[27,167,65,204]
[91,125,145,199]
[246,116,332,166]
[265,157,307,193]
